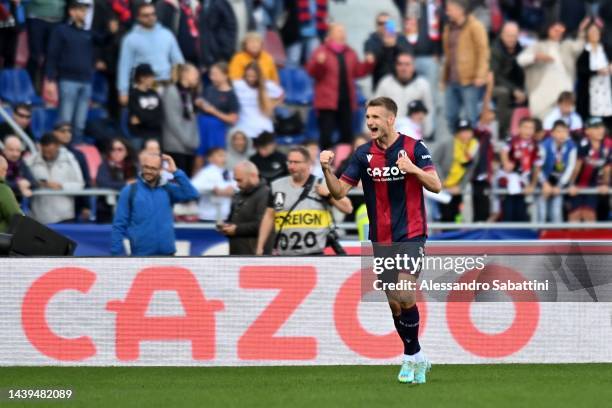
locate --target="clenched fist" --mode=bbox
[396,155,418,174]
[320,150,335,171]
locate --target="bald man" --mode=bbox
[1,136,37,200]
[0,156,23,233]
[218,160,273,255]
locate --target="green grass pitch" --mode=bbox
[3,364,612,407]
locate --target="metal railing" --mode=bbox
[0,105,37,153]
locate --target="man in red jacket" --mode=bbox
[307,23,375,150]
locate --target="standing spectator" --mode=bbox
[374,52,433,138]
[543,91,583,132]
[117,2,184,106]
[396,100,428,141]
[490,21,527,139]
[218,160,272,254]
[576,20,612,130]
[538,120,577,222]
[128,63,163,146]
[442,0,490,133]
[25,0,66,89]
[94,15,123,121]
[225,130,253,171]
[198,0,237,70]
[0,155,22,233]
[0,0,26,68]
[600,1,612,57]
[191,147,236,222]
[249,131,287,183]
[229,31,279,83]
[306,23,375,150]
[162,63,200,176]
[1,135,37,203]
[281,0,328,67]
[364,12,412,91]
[233,62,284,139]
[96,137,137,223]
[157,0,200,65]
[26,133,85,224]
[568,117,610,222]
[517,20,586,119]
[0,104,34,142]
[111,153,198,255]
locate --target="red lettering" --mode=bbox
[238,266,317,360]
[106,267,224,361]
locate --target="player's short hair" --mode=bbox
[288,146,311,162]
[367,97,398,117]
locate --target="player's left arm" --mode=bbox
[396,141,442,193]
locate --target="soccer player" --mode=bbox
[320,97,441,384]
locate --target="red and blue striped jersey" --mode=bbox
[340,133,435,243]
[575,138,611,187]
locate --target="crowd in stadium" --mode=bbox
[0,0,610,233]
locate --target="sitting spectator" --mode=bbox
[568,117,610,222]
[191,147,236,222]
[533,118,547,143]
[156,0,200,65]
[117,2,184,106]
[229,31,279,83]
[219,160,272,255]
[1,136,37,203]
[26,133,85,224]
[307,23,374,149]
[543,91,583,132]
[249,131,288,184]
[225,130,253,171]
[518,20,586,119]
[96,137,137,223]
[194,62,240,172]
[538,120,577,223]
[490,21,526,139]
[499,117,543,221]
[198,0,237,70]
[233,62,284,139]
[396,100,428,141]
[576,20,612,131]
[364,12,412,91]
[0,104,34,142]
[128,63,163,147]
[435,119,480,222]
[303,139,324,179]
[280,0,328,67]
[374,52,433,138]
[111,153,198,255]
[0,156,22,233]
[162,63,201,176]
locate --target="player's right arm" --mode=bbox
[320,150,353,200]
[255,207,275,255]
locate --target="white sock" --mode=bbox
[403,354,415,363]
[413,350,426,363]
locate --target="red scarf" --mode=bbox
[297,0,328,37]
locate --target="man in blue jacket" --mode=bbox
[111,153,198,256]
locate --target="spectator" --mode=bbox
[576,20,612,130]
[162,63,200,177]
[141,137,175,184]
[26,133,85,224]
[396,100,428,141]
[218,160,272,254]
[543,91,583,132]
[306,23,375,150]
[442,0,490,133]
[117,2,184,106]
[533,117,547,142]
[198,0,237,69]
[94,15,123,121]
[538,120,577,222]
[128,63,163,146]
[0,104,34,143]
[568,117,610,222]
[111,152,198,255]
[0,155,22,233]
[364,12,412,91]
[45,0,100,143]
[191,147,236,222]
[229,31,279,83]
[281,0,328,67]
[0,0,26,68]
[490,21,527,139]
[499,117,543,221]
[375,52,433,139]
[225,130,253,171]
[249,131,287,183]
[25,0,66,88]
[96,137,137,223]
[600,1,612,56]
[109,0,136,29]
[156,0,200,65]
[435,119,480,222]
[303,139,324,178]
[471,125,495,222]
[233,62,284,139]
[517,20,586,119]
[193,62,240,172]
[1,136,37,203]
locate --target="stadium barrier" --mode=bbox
[2,241,611,366]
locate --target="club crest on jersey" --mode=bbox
[273,192,285,210]
[398,149,408,160]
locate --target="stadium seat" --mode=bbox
[509,107,531,136]
[30,107,58,140]
[75,143,103,182]
[333,143,352,168]
[305,108,319,139]
[279,67,313,105]
[263,30,286,68]
[91,71,108,105]
[0,68,42,105]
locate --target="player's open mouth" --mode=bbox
[369,127,379,136]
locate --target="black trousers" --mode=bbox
[440,194,462,222]
[0,27,19,68]
[472,180,491,222]
[317,107,353,150]
[168,152,195,177]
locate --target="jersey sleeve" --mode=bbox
[414,140,435,171]
[339,152,361,187]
